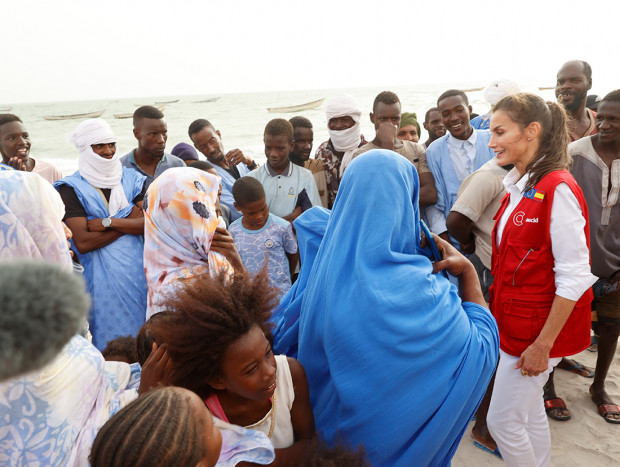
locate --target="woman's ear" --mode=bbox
[525,121,542,141]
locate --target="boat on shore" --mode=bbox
[538,86,555,90]
[0,106,12,112]
[460,87,484,92]
[267,98,324,113]
[154,99,179,104]
[114,105,165,119]
[192,97,220,103]
[43,109,105,121]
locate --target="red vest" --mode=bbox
[490,170,593,357]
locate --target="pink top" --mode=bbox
[205,394,229,422]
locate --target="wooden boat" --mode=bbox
[267,98,325,113]
[114,105,164,119]
[154,99,179,104]
[113,112,135,119]
[0,106,12,112]
[43,109,105,121]
[192,97,220,103]
[460,87,484,92]
[538,86,555,90]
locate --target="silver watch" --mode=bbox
[101,217,112,229]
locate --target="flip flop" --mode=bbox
[588,335,599,352]
[473,440,503,460]
[557,359,595,378]
[544,398,571,421]
[597,404,620,424]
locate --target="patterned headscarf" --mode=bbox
[0,170,72,269]
[143,167,233,318]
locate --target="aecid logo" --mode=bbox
[513,211,525,226]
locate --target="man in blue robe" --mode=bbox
[425,90,496,244]
[55,119,147,350]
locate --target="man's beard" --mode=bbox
[563,91,587,112]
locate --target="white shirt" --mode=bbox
[496,168,596,301]
[447,130,478,183]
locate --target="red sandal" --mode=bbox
[544,398,571,421]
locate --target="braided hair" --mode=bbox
[90,387,206,467]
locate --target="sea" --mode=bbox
[5,83,556,176]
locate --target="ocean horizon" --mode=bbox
[4,83,557,176]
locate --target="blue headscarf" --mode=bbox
[272,149,499,466]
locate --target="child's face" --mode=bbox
[190,393,222,467]
[236,198,269,230]
[214,325,277,401]
[264,133,293,172]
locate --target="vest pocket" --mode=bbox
[501,296,552,341]
[504,242,551,288]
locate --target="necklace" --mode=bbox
[267,390,277,438]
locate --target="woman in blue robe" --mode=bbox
[272,149,499,466]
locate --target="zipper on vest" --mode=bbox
[513,249,534,286]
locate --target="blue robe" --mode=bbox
[55,168,147,350]
[272,150,499,467]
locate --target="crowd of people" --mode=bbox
[0,58,619,466]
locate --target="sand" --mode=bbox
[452,344,620,466]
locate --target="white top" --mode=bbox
[446,130,478,183]
[496,168,597,301]
[245,354,295,449]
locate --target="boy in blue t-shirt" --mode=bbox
[229,176,298,300]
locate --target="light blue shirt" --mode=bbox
[229,214,298,300]
[425,129,495,234]
[247,162,321,218]
[120,150,185,190]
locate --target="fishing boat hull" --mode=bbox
[43,110,105,121]
[192,97,220,103]
[267,98,324,113]
[114,105,164,119]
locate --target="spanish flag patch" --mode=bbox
[523,188,545,202]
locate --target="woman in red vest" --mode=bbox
[485,93,596,466]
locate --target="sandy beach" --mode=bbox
[452,343,620,465]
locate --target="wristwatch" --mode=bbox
[101,217,112,229]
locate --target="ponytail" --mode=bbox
[493,93,571,192]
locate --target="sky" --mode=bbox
[2,0,618,104]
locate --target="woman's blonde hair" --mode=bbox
[493,92,571,191]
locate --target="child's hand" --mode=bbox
[211,227,245,273]
[138,343,173,395]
